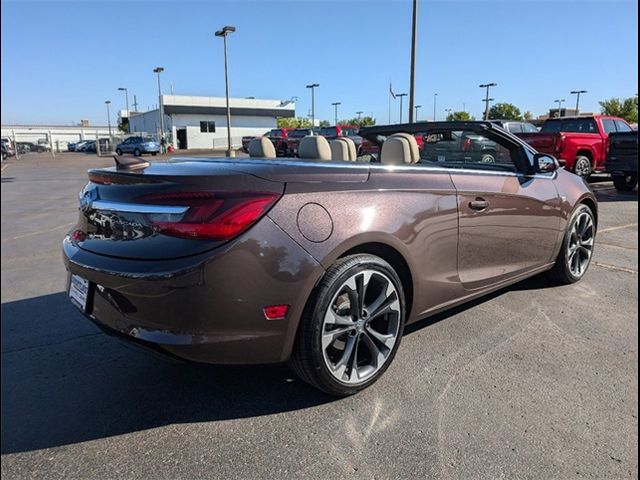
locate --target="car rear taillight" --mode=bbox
[555,135,565,154]
[138,191,280,241]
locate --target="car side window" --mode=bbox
[418,129,520,172]
[602,119,617,134]
[614,120,632,132]
[508,123,523,133]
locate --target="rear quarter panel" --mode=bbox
[267,167,461,322]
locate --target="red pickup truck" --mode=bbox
[241,128,293,156]
[517,115,633,178]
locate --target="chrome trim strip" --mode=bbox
[91,200,188,214]
[370,164,556,180]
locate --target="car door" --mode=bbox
[120,137,131,153]
[420,126,563,290]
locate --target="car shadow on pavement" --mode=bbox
[1,293,335,454]
[0,273,561,454]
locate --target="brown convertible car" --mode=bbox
[63,122,597,396]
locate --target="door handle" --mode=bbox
[469,198,489,211]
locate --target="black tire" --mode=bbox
[151,152,157,156]
[290,254,406,396]
[573,156,592,180]
[612,172,638,192]
[133,148,141,157]
[548,204,596,284]
[115,148,122,156]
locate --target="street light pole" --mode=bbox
[331,102,341,126]
[105,100,112,137]
[554,99,565,117]
[479,83,497,120]
[570,90,587,115]
[118,87,130,132]
[414,104,422,121]
[408,0,418,123]
[433,93,438,121]
[397,93,407,123]
[356,111,364,121]
[445,108,452,120]
[306,83,320,128]
[215,25,236,156]
[153,67,165,143]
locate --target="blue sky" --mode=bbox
[1,0,638,126]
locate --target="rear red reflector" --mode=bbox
[263,304,289,320]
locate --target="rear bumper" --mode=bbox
[605,154,638,174]
[62,217,325,364]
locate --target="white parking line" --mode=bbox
[594,262,638,275]
[1,222,74,242]
[599,223,638,234]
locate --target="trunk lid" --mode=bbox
[73,159,369,260]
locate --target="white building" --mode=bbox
[128,94,296,150]
[1,124,115,151]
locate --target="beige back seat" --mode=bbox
[248,137,276,158]
[380,133,420,165]
[330,137,357,161]
[298,135,331,161]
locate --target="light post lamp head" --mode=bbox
[118,87,126,92]
[306,83,320,89]
[153,67,164,74]
[215,25,236,37]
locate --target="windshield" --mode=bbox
[319,127,338,137]
[341,127,359,137]
[269,129,285,137]
[289,129,310,138]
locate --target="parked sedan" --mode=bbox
[63,121,597,396]
[115,136,160,156]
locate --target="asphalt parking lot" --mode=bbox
[1,152,637,479]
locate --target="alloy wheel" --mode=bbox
[321,270,401,385]
[574,157,591,178]
[567,211,594,278]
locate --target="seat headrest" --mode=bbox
[330,137,357,161]
[249,137,276,158]
[380,133,420,165]
[298,135,331,161]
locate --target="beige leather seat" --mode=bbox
[380,133,420,165]
[248,137,276,158]
[330,137,357,161]
[298,135,331,161]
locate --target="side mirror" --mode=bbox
[534,153,559,173]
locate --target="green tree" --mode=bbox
[488,103,523,121]
[599,97,638,123]
[118,118,130,133]
[339,116,377,127]
[446,111,475,121]
[523,111,534,121]
[277,117,313,129]
[319,120,330,127]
